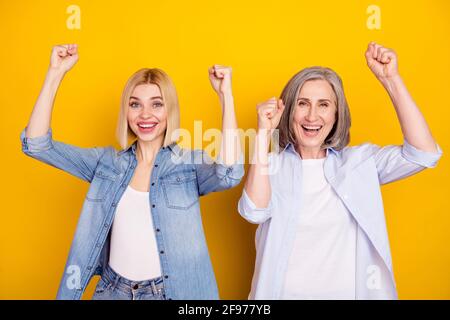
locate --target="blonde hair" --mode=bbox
[116,68,180,150]
[277,66,351,151]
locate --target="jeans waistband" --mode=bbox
[102,264,164,296]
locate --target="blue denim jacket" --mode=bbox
[20,128,244,300]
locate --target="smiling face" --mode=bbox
[127,83,168,144]
[292,79,337,158]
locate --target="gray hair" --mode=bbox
[277,66,351,151]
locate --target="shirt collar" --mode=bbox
[282,142,338,158]
[118,140,181,157]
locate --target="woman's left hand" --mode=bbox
[209,65,232,97]
[365,42,399,81]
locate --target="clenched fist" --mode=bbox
[365,42,399,81]
[209,65,232,97]
[257,98,285,131]
[49,44,79,74]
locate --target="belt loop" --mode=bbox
[151,280,158,295]
[110,272,120,291]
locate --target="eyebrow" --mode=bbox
[297,98,332,103]
[130,96,163,101]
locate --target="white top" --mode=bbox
[109,186,162,281]
[280,158,357,299]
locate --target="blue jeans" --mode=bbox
[92,264,166,300]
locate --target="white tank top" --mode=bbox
[281,158,357,299]
[108,186,162,281]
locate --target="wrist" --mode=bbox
[379,73,402,88]
[47,67,66,80]
[380,74,403,94]
[219,91,234,103]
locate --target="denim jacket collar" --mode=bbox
[118,140,182,158]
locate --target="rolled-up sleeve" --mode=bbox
[401,139,443,168]
[238,188,272,224]
[195,150,244,196]
[369,139,443,185]
[21,127,53,153]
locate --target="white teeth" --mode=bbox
[302,125,322,130]
[138,123,157,128]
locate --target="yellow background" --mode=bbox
[1,0,449,299]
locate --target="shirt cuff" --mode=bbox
[21,127,53,153]
[402,139,443,168]
[215,153,245,180]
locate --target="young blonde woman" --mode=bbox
[21,44,243,300]
[238,42,442,299]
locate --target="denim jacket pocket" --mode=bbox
[86,169,116,202]
[161,169,199,210]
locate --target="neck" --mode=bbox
[136,137,164,165]
[296,145,326,159]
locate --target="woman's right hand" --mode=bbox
[257,97,285,131]
[49,44,79,74]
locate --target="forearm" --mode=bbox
[26,69,65,138]
[381,75,437,152]
[219,93,242,165]
[244,129,271,208]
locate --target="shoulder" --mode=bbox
[334,142,381,167]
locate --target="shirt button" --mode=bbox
[133,284,138,290]
[156,228,160,232]
[152,204,155,208]
[164,275,169,279]
[122,183,126,188]
[151,182,155,186]
[160,250,164,254]
[130,165,135,169]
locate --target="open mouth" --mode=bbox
[301,125,323,132]
[137,122,158,133]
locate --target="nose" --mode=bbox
[305,105,318,122]
[140,105,154,119]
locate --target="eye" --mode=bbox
[319,103,329,107]
[129,101,140,108]
[298,100,307,106]
[153,101,164,108]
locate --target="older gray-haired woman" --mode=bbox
[238,42,442,300]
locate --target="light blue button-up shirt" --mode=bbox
[21,128,244,300]
[238,140,442,299]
